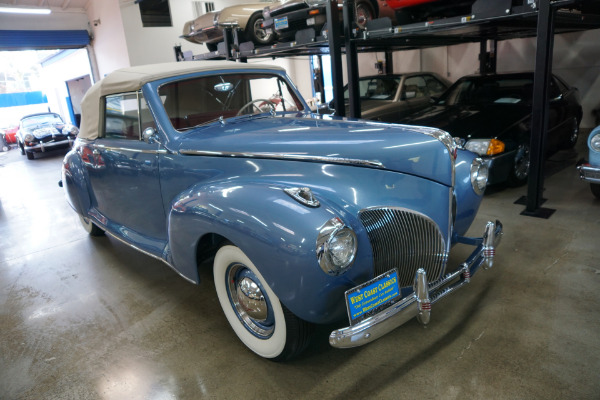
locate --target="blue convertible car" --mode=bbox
[60,61,502,360]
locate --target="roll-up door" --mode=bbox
[0,30,90,50]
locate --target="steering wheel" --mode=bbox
[237,99,276,116]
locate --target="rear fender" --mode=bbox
[167,179,373,324]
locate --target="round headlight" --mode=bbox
[62,124,79,136]
[24,133,34,142]
[470,157,488,195]
[316,217,357,275]
[591,133,600,152]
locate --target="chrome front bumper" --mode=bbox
[577,162,600,184]
[329,220,503,349]
[25,138,74,152]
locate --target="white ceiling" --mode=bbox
[0,0,91,11]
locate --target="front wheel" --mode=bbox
[591,183,600,199]
[213,245,312,360]
[79,215,105,236]
[355,0,375,28]
[507,143,530,187]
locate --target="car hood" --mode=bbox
[402,104,530,139]
[21,123,64,138]
[176,114,455,186]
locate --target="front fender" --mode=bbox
[453,149,484,238]
[167,180,373,324]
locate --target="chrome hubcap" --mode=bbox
[236,277,268,321]
[227,263,274,338]
[254,18,270,41]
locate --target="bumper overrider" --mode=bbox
[329,220,503,348]
[576,160,600,184]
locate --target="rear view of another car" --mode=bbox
[577,125,600,198]
[16,113,78,160]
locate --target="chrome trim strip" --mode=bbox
[103,230,197,285]
[179,149,385,169]
[93,144,167,154]
[25,139,74,151]
[329,220,502,349]
[577,164,600,184]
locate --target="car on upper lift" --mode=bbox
[401,72,582,186]
[181,0,282,51]
[577,125,600,198]
[262,0,397,41]
[16,112,79,160]
[60,60,502,361]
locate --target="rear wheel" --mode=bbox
[507,143,530,187]
[213,245,312,360]
[355,0,375,28]
[79,215,105,236]
[246,12,274,46]
[591,183,600,199]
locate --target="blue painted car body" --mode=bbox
[577,125,600,198]
[61,61,500,358]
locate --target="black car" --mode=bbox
[16,112,79,160]
[402,72,582,186]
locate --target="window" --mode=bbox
[403,76,427,99]
[423,75,446,96]
[192,1,215,18]
[158,73,304,130]
[139,0,172,28]
[104,92,148,140]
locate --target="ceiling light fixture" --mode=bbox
[0,7,52,15]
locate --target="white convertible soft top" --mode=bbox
[79,60,286,140]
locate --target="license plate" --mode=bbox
[274,16,289,30]
[345,269,401,325]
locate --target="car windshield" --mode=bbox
[22,114,63,128]
[345,77,401,101]
[158,73,305,131]
[438,76,534,106]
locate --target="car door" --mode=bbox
[84,91,167,245]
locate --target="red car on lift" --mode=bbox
[387,0,475,24]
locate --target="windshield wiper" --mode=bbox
[179,116,225,131]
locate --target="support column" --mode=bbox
[326,0,345,117]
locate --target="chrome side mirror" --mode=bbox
[142,127,159,144]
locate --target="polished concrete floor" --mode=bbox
[1,135,599,400]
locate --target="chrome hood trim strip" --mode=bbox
[179,149,385,169]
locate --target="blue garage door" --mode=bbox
[0,30,90,50]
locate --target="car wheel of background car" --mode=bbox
[591,183,600,199]
[355,0,375,28]
[246,13,274,46]
[565,117,580,149]
[26,151,34,160]
[18,141,25,155]
[79,215,105,236]
[213,244,312,360]
[507,143,530,187]
[206,43,218,52]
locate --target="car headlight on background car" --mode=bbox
[590,133,600,152]
[316,217,357,275]
[465,138,505,156]
[470,157,488,195]
[62,124,79,136]
[24,133,34,142]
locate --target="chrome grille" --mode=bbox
[359,208,448,287]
